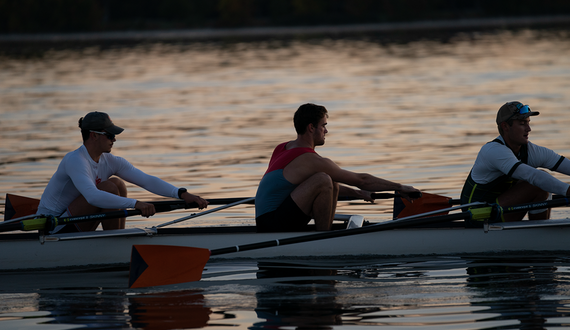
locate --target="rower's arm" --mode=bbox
[316,157,416,194]
[338,185,373,201]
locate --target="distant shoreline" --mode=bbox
[1,15,569,43]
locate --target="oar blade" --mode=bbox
[393,192,453,218]
[129,245,211,288]
[5,194,40,221]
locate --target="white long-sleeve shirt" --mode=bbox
[470,135,570,196]
[37,145,180,216]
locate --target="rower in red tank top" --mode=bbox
[255,103,420,233]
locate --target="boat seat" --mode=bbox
[346,215,365,229]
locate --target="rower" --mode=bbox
[254,103,421,232]
[36,111,208,233]
[460,101,570,226]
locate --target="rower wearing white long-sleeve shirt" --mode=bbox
[460,101,570,225]
[37,111,208,233]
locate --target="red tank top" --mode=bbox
[265,142,316,174]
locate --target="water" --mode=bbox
[2,256,570,329]
[1,27,570,328]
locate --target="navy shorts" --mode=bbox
[256,195,312,233]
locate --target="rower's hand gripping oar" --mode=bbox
[128,196,570,288]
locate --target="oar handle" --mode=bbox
[372,191,422,199]
[157,192,423,208]
[339,191,422,201]
[153,192,420,210]
[150,197,256,211]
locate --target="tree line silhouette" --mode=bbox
[1,0,570,34]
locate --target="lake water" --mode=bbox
[1,26,570,329]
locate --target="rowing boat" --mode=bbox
[2,193,569,273]
[2,215,570,271]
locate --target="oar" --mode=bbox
[0,196,250,232]
[155,197,256,228]
[128,196,570,288]
[502,195,570,213]
[4,194,41,221]
[4,192,415,222]
[0,209,140,233]
[127,201,485,288]
[341,191,422,201]
[0,197,208,228]
[151,193,421,228]
[393,192,568,218]
[393,192,459,218]
[3,194,257,222]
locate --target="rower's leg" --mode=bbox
[330,181,339,224]
[498,180,550,222]
[527,191,551,221]
[66,195,101,232]
[100,177,127,230]
[291,172,335,231]
[67,177,127,231]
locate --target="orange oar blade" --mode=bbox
[129,245,211,288]
[393,192,452,218]
[5,194,40,221]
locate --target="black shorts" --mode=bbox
[256,195,312,233]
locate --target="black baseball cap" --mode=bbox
[79,112,124,135]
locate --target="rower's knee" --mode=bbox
[536,188,549,202]
[110,177,127,197]
[332,180,339,191]
[312,172,334,192]
[97,177,127,196]
[529,184,549,202]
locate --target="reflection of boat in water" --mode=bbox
[466,257,559,329]
[129,290,212,329]
[2,255,569,329]
[254,262,342,329]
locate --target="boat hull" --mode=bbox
[1,223,569,271]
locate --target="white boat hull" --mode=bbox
[1,220,570,271]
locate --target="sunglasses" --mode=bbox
[90,130,115,140]
[505,103,532,123]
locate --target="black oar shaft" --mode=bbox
[0,198,256,233]
[153,192,420,208]
[211,211,470,256]
[20,209,141,232]
[150,197,256,211]
[372,191,422,199]
[504,197,570,213]
[211,197,570,256]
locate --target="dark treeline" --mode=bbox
[2,0,570,34]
